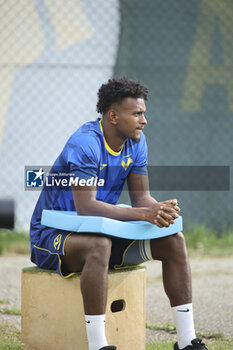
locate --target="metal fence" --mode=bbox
[0,0,232,231]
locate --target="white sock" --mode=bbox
[85,314,108,350]
[172,303,196,349]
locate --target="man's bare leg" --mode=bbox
[150,232,196,349]
[61,234,112,350]
[150,232,191,306]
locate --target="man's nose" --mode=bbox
[140,114,147,125]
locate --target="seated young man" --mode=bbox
[30,77,208,350]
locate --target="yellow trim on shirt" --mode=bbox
[99,119,123,156]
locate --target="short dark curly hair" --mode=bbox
[96,76,148,115]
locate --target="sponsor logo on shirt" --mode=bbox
[54,234,62,250]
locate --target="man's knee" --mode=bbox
[170,231,186,250]
[62,234,112,272]
[151,231,187,261]
[86,236,112,265]
[166,232,188,260]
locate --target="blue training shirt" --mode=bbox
[30,118,148,244]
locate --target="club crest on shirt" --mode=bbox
[121,158,133,170]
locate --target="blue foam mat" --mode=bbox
[41,210,183,240]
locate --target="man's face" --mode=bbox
[112,97,147,142]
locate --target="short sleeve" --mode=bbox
[63,134,100,180]
[131,133,148,175]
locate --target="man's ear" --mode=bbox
[107,109,118,125]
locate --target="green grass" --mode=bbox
[146,322,176,334]
[0,231,30,256]
[0,323,21,350]
[185,224,233,257]
[0,308,21,316]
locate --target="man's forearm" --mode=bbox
[75,198,149,222]
[131,193,158,208]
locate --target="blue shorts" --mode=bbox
[31,228,153,278]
